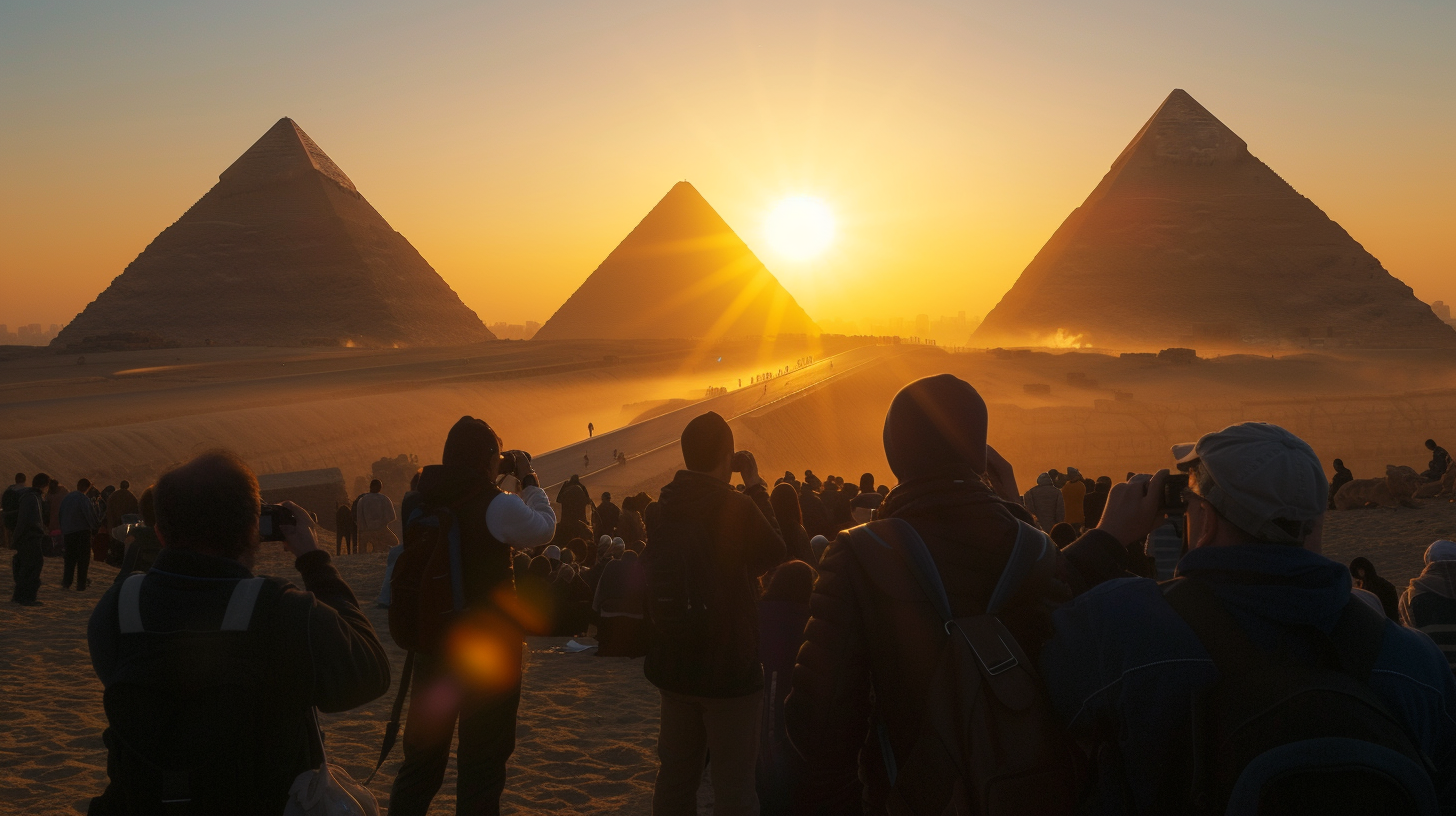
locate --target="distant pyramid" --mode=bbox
[57,118,493,348]
[972,90,1456,349]
[533,182,819,341]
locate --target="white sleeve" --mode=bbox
[486,485,557,548]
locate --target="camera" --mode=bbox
[258,503,297,542]
[1159,473,1190,515]
[500,450,532,479]
[731,451,751,473]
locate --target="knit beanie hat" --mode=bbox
[883,375,988,481]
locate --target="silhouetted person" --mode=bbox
[1023,472,1065,531]
[1350,557,1400,621]
[1424,439,1450,481]
[769,482,815,565]
[335,503,356,554]
[557,475,591,528]
[1330,458,1354,509]
[757,560,816,815]
[1400,540,1456,674]
[104,480,138,533]
[116,487,162,577]
[593,549,648,656]
[61,478,99,590]
[2,471,25,550]
[355,479,396,554]
[587,422,594,438]
[798,481,832,540]
[593,491,620,541]
[849,472,882,524]
[1084,475,1111,526]
[10,472,48,605]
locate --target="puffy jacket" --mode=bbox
[643,470,784,698]
[1023,474,1065,530]
[785,473,1070,814]
[1061,480,1087,525]
[1401,561,1456,674]
[1040,543,1456,813]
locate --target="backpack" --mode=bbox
[643,507,710,644]
[848,518,1079,816]
[387,505,466,654]
[1162,577,1438,815]
[98,573,312,815]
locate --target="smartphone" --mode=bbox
[731,451,751,473]
[258,503,297,542]
[1159,473,1190,515]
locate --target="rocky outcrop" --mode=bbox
[972,90,1456,350]
[56,118,493,348]
[533,182,818,341]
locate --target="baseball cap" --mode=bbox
[1171,422,1328,544]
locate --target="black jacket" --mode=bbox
[644,471,785,698]
[415,464,509,608]
[784,474,1070,814]
[88,548,391,813]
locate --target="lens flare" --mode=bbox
[763,196,835,261]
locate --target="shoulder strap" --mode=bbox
[220,577,267,632]
[1163,577,1266,672]
[989,520,1053,616]
[118,573,147,634]
[1330,597,1389,681]
[446,511,466,613]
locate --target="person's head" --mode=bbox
[119,479,130,490]
[442,415,504,478]
[568,474,580,485]
[49,479,61,492]
[770,482,802,528]
[138,486,156,527]
[1097,475,1112,488]
[544,544,562,562]
[682,411,734,479]
[810,534,829,558]
[1349,557,1377,582]
[513,551,530,573]
[627,539,645,554]
[601,492,611,502]
[14,472,25,485]
[528,556,551,578]
[409,470,422,491]
[102,485,115,498]
[620,549,639,563]
[1425,540,1456,565]
[883,375,989,483]
[31,472,48,489]
[153,450,262,561]
[77,478,91,493]
[369,479,382,494]
[87,486,100,499]
[762,560,817,604]
[877,485,888,496]
[599,534,611,548]
[1427,439,1438,451]
[1036,472,1053,487]
[561,548,577,566]
[1049,522,1079,548]
[1172,422,1326,551]
[1332,459,1344,469]
[556,564,577,584]
[859,473,875,493]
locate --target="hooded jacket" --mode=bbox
[1023,473,1065,529]
[785,473,1070,814]
[1040,543,1456,813]
[643,470,784,698]
[1401,560,1456,673]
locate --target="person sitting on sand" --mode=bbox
[1329,458,1354,509]
[1424,439,1451,482]
[1349,557,1400,620]
[1400,540,1456,675]
[87,451,390,815]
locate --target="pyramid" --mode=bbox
[56,118,493,348]
[533,182,819,341]
[972,90,1456,350]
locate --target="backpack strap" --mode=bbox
[220,577,267,632]
[1330,596,1388,681]
[1162,577,1267,673]
[118,573,147,634]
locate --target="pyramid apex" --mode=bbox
[219,117,357,193]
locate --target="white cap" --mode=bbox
[544,545,561,561]
[1171,422,1327,544]
[1425,540,1456,564]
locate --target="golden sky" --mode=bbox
[1,1,1452,331]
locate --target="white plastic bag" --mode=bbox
[283,711,379,816]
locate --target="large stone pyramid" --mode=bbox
[57,118,493,348]
[972,90,1456,350]
[533,182,819,341]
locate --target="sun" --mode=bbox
[763,196,835,261]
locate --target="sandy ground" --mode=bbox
[0,539,686,816]
[3,498,1453,815]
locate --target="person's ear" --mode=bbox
[1191,499,1220,549]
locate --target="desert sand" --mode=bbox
[4,500,1453,815]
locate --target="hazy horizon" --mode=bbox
[2,0,1452,331]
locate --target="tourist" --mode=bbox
[1329,458,1354,509]
[1023,471,1065,531]
[390,416,556,816]
[593,548,648,657]
[798,479,832,540]
[1062,466,1087,530]
[1349,557,1400,620]
[808,534,829,563]
[786,374,1067,813]
[756,560,816,815]
[2,472,25,550]
[104,479,138,532]
[9,473,47,605]
[354,479,397,553]
[594,491,620,540]
[849,472,882,524]
[45,478,65,557]
[60,478,100,591]
[86,451,391,814]
[557,475,591,528]
[1084,474,1111,526]
[1049,521,1079,548]
[335,503,356,554]
[1039,423,1456,812]
[619,496,646,545]
[117,487,161,576]
[1423,438,1450,482]
[1400,540,1456,674]
[644,412,784,816]
[768,482,815,564]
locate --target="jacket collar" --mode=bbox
[150,547,255,580]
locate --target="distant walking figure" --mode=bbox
[584,453,590,470]
[588,422,594,438]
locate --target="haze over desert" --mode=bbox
[3,2,1456,815]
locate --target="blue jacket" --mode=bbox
[1040,543,1456,814]
[59,489,99,535]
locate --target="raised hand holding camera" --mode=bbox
[1096,469,1170,545]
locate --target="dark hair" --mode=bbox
[31,472,49,489]
[1049,522,1079,548]
[1332,459,1344,468]
[119,479,130,490]
[860,473,875,492]
[770,482,802,528]
[1349,557,1377,580]
[139,487,157,527]
[528,556,552,578]
[14,472,24,484]
[762,560,817,603]
[77,478,91,492]
[154,450,261,559]
[601,492,611,501]
[369,479,382,492]
[681,411,733,472]
[442,416,503,473]
[512,551,530,575]
[1427,439,1437,448]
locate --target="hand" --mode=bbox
[1096,470,1170,545]
[984,445,1020,503]
[279,500,319,559]
[736,450,766,489]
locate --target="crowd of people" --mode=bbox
[7,373,1456,815]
